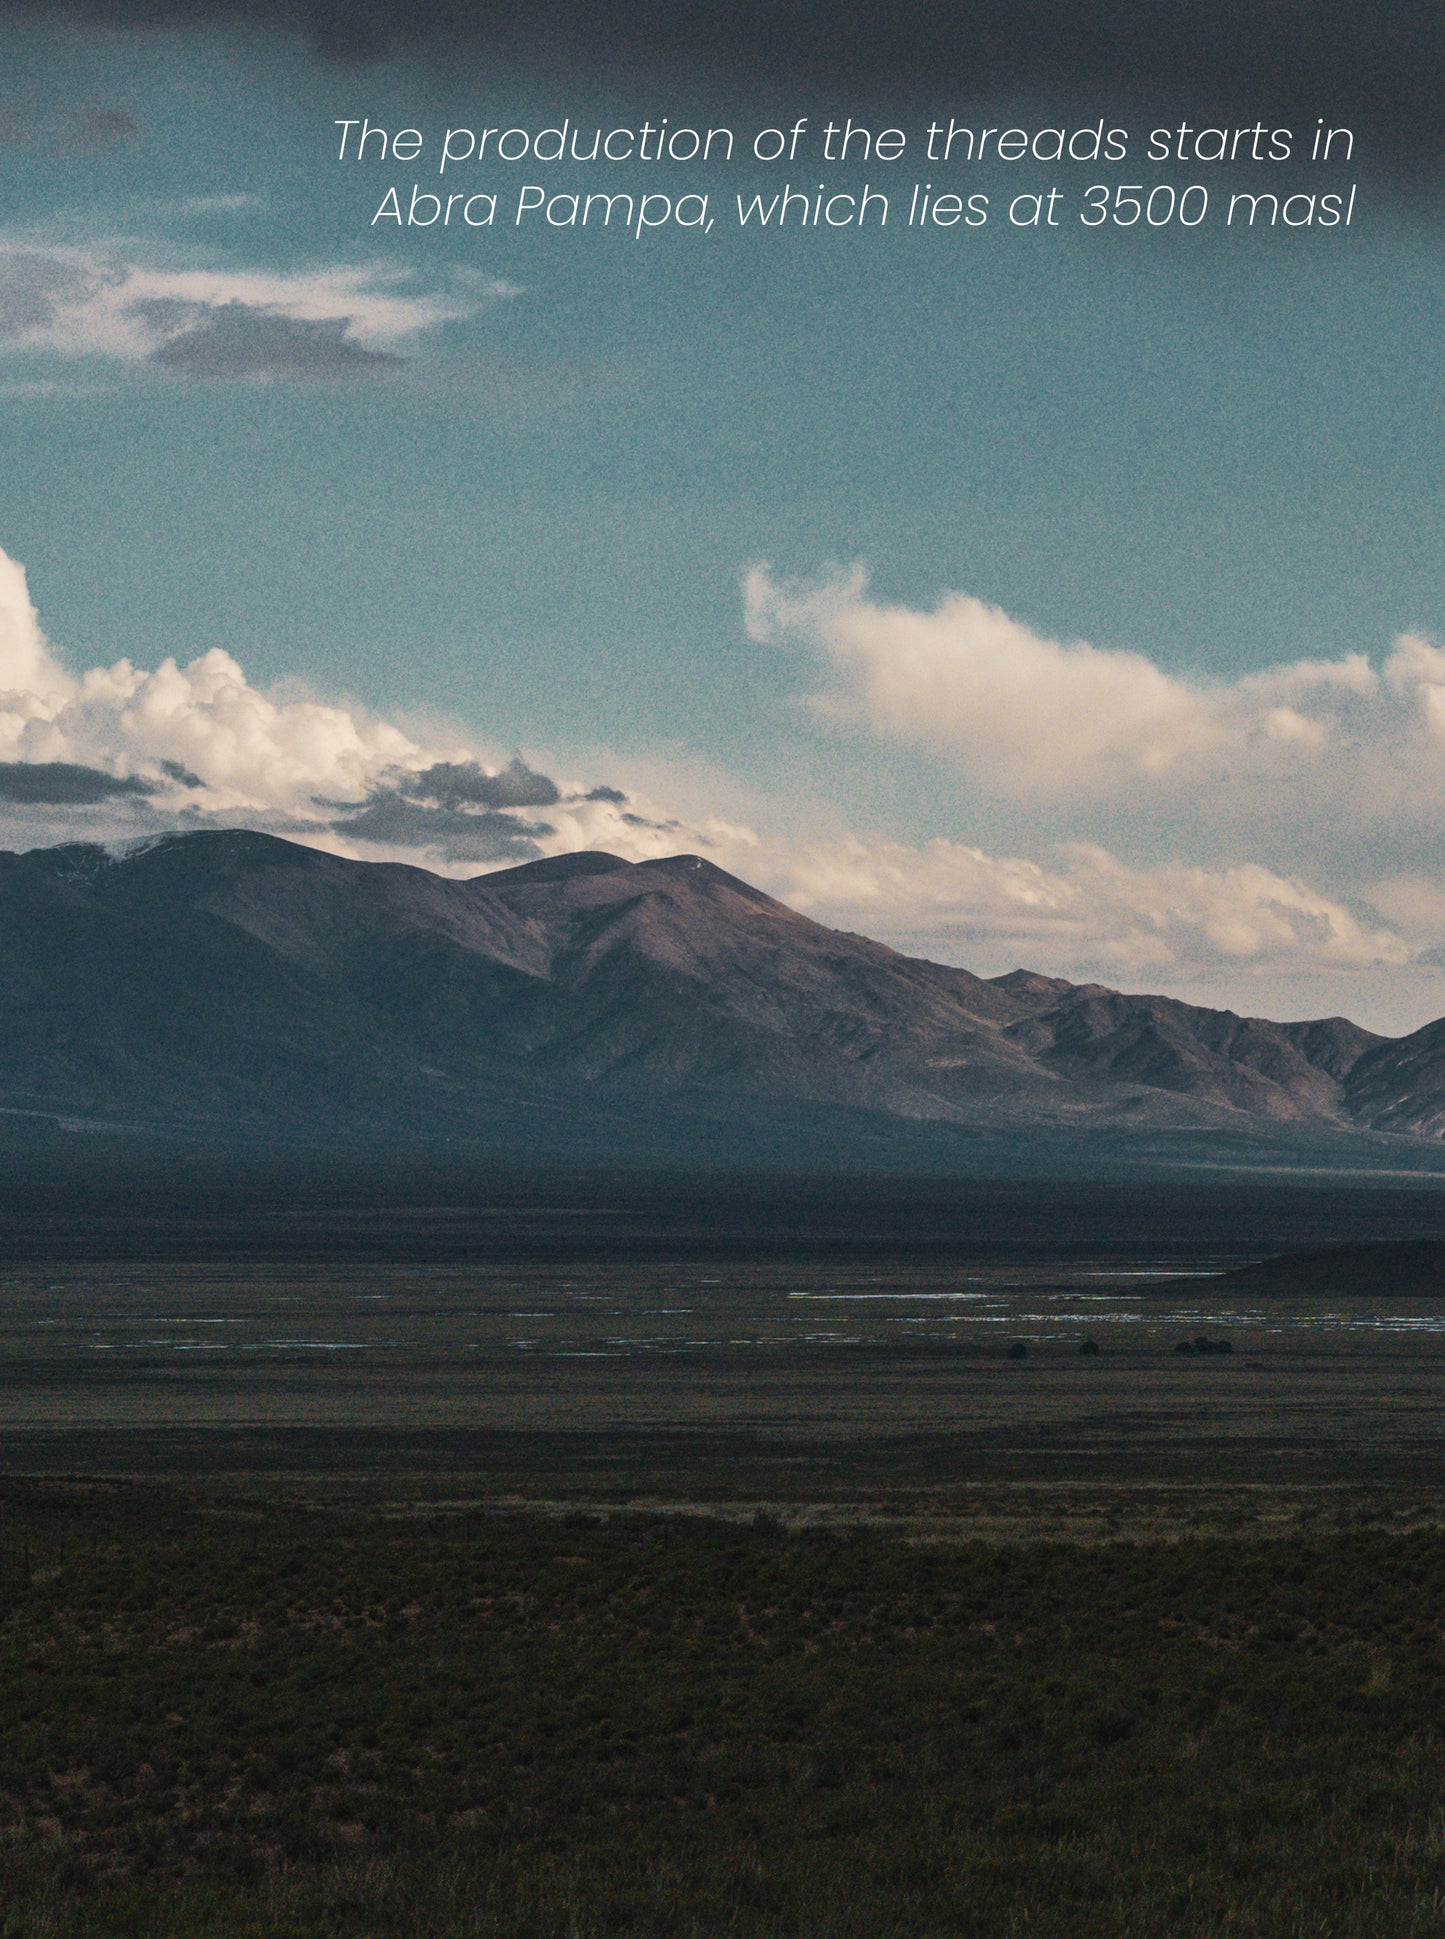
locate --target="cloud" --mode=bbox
[8,2,1442,187]
[0,542,447,814]
[329,798,552,861]
[148,302,402,378]
[0,759,151,803]
[747,565,1380,798]
[400,757,561,811]
[0,245,486,378]
[0,252,92,344]
[323,757,567,859]
[0,544,72,697]
[747,834,1407,980]
[0,540,748,876]
[746,567,1445,883]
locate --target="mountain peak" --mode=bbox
[484,850,632,885]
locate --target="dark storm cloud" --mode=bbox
[0,761,154,804]
[329,759,565,858]
[330,794,551,860]
[401,757,561,811]
[159,759,204,787]
[148,302,402,379]
[11,1,1445,182]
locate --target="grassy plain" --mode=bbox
[5,1181,1445,1934]
[3,1251,1445,1492]
[9,1479,1445,1936]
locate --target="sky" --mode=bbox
[0,2,1443,1031]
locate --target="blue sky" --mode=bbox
[0,10,1443,1030]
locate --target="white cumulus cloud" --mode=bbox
[0,543,753,868]
[744,565,1432,818]
[736,834,1407,979]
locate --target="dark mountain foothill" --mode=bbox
[0,828,1443,1169]
[1211,1239,1445,1298]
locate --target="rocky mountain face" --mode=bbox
[0,829,1434,1157]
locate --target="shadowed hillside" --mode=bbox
[1212,1239,1445,1297]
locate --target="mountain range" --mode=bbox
[2,829,1444,1168]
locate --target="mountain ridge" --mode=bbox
[0,828,1437,1162]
